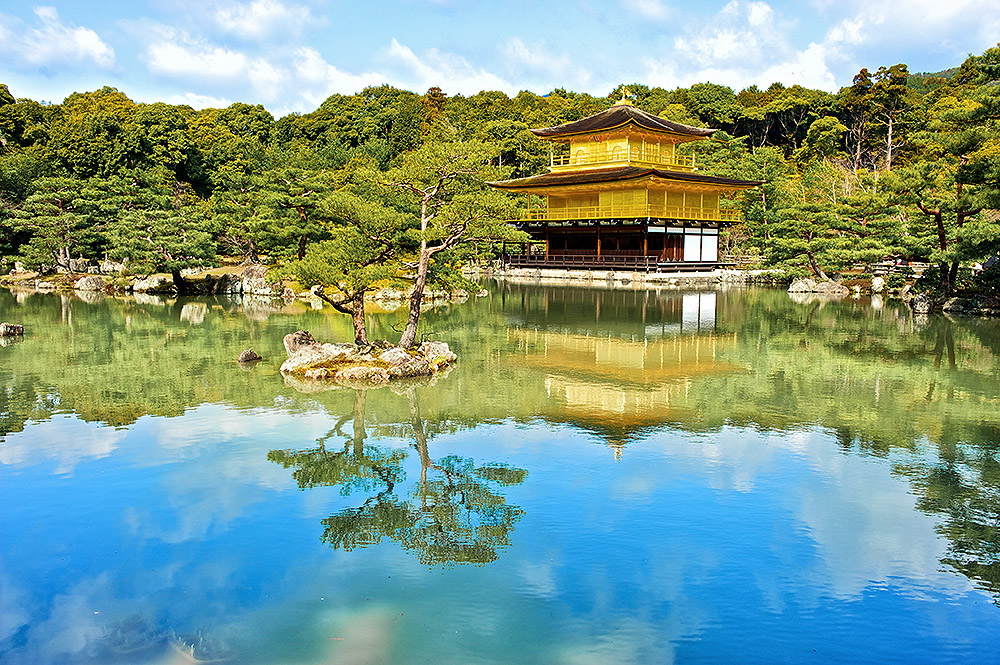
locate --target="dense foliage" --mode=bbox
[2,47,999,313]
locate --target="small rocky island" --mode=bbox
[279,330,457,386]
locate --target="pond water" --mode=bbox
[1,282,999,665]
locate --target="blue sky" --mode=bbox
[0,0,997,116]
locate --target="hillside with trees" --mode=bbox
[2,46,999,335]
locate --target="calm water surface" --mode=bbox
[1,283,999,664]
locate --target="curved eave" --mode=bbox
[489,167,762,193]
[530,105,717,141]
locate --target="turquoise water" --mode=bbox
[1,284,999,664]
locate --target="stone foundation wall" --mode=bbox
[476,267,724,289]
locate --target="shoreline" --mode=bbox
[467,266,780,290]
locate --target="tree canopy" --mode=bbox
[3,44,1000,307]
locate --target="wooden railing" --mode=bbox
[518,204,742,223]
[551,146,695,172]
[509,253,660,271]
[506,253,730,272]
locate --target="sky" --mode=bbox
[0,0,998,117]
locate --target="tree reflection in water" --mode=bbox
[268,387,527,566]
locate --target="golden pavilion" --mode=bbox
[489,97,760,272]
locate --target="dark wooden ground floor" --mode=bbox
[502,222,728,272]
[505,252,730,272]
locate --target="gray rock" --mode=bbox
[34,280,57,291]
[68,258,92,272]
[818,280,847,295]
[418,341,457,365]
[942,297,969,313]
[279,334,457,384]
[213,273,243,295]
[238,349,262,363]
[788,277,817,293]
[99,260,126,274]
[334,366,391,384]
[788,278,849,296]
[241,264,277,296]
[380,347,432,378]
[871,276,886,293]
[74,275,105,292]
[133,275,174,294]
[911,294,933,314]
[282,286,295,299]
[899,284,913,302]
[0,322,24,336]
[283,330,317,356]
[279,343,356,374]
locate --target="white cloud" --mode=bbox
[825,16,869,46]
[673,1,789,70]
[142,30,385,112]
[0,415,126,475]
[501,37,585,87]
[756,42,839,90]
[382,38,515,95]
[164,91,233,109]
[643,0,840,91]
[291,47,387,107]
[214,0,315,41]
[0,6,114,70]
[622,0,671,20]
[146,40,250,81]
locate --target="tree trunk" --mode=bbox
[325,293,369,345]
[171,268,190,295]
[938,261,953,294]
[297,234,307,260]
[351,298,368,346]
[884,112,894,172]
[806,251,829,281]
[398,244,430,349]
[247,239,260,264]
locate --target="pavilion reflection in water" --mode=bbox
[505,290,744,457]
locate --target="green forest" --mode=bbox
[1,45,999,301]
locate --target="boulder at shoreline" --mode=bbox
[787,277,850,296]
[279,331,457,386]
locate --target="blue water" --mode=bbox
[1,284,999,664]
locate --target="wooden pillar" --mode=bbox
[643,227,648,256]
[545,230,550,258]
[596,225,601,258]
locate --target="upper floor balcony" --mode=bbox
[550,145,696,173]
[514,203,742,224]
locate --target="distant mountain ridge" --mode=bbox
[907,67,959,93]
